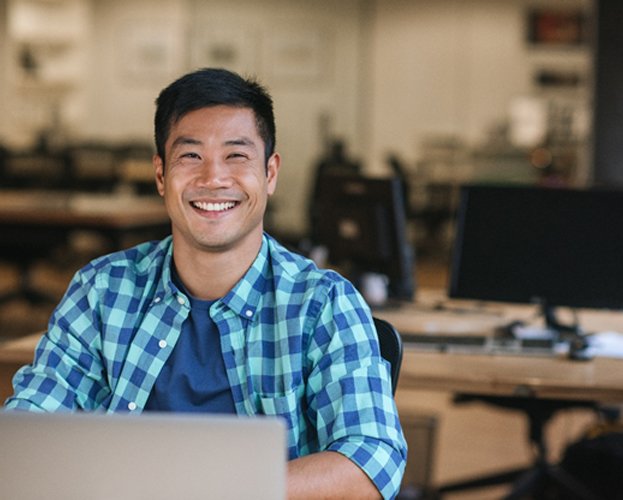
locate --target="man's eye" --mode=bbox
[228,152,248,160]
[181,152,201,160]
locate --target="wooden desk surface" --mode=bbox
[0,334,42,403]
[0,190,168,229]
[3,293,623,405]
[0,333,41,365]
[376,290,623,403]
[400,350,623,403]
[376,289,623,338]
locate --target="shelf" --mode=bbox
[7,0,88,93]
[7,0,88,43]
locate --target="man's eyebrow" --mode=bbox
[224,137,257,148]
[170,136,203,149]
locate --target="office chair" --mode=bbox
[374,318,439,500]
[437,394,603,500]
[373,317,403,394]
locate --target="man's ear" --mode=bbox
[266,152,281,196]
[154,154,165,197]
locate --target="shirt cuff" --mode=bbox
[327,437,406,500]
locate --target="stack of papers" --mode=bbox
[586,332,623,359]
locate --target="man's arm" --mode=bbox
[298,278,407,499]
[287,451,381,500]
[4,269,107,411]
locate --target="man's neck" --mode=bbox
[172,235,263,301]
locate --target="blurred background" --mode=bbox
[0,0,614,336]
[4,2,623,497]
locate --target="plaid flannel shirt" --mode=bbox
[5,234,407,499]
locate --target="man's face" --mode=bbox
[154,105,280,256]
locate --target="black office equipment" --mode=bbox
[401,332,556,356]
[313,174,415,302]
[308,139,361,243]
[438,183,619,499]
[449,183,623,339]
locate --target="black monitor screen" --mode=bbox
[449,184,623,310]
[314,174,415,301]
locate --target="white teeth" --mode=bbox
[192,201,236,212]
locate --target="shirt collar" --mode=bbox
[160,234,271,321]
[219,234,271,321]
[154,236,177,299]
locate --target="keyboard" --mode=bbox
[402,333,558,356]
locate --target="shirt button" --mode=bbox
[153,297,161,304]
[158,339,167,349]
[177,296,186,306]
[245,309,253,318]
[128,402,137,411]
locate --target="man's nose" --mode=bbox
[196,159,230,187]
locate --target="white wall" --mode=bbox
[366,0,592,173]
[78,0,365,234]
[183,0,367,233]
[0,0,594,233]
[83,0,188,143]
[0,1,7,135]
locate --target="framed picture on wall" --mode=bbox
[190,26,259,77]
[263,27,331,85]
[117,21,183,84]
[527,9,588,47]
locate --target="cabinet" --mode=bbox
[523,7,593,185]
[8,0,88,88]
[5,0,89,146]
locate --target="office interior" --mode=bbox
[1,0,622,498]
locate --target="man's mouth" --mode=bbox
[191,200,237,212]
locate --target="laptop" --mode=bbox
[0,411,286,500]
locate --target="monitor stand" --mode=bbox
[497,304,593,361]
[542,305,592,361]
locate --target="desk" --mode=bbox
[0,190,168,235]
[3,331,623,404]
[2,293,622,496]
[374,295,623,403]
[2,290,623,403]
[0,190,170,303]
[375,292,623,496]
[399,351,623,403]
[3,295,623,399]
[0,333,40,402]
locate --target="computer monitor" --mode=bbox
[313,174,415,303]
[449,183,623,335]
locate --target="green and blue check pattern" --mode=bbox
[5,234,407,499]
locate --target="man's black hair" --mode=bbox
[154,68,276,166]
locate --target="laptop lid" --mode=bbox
[0,411,286,500]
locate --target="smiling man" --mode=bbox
[5,68,407,499]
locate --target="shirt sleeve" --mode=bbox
[4,268,109,411]
[304,277,407,499]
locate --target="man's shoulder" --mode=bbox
[265,235,343,285]
[84,237,172,279]
[263,235,361,304]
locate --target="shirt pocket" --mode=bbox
[257,386,303,459]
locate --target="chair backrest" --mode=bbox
[373,317,404,395]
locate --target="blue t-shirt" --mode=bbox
[145,273,236,413]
